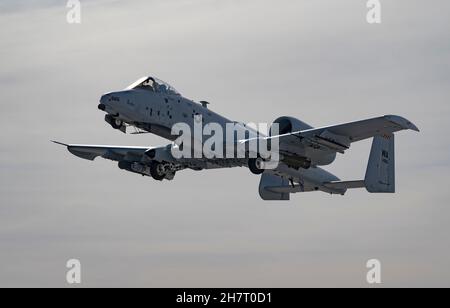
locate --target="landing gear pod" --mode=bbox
[248,157,265,175]
[105,114,126,133]
[150,162,166,181]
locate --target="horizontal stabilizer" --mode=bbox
[265,185,304,194]
[322,133,396,194]
[323,180,365,190]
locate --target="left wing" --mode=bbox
[52,141,150,162]
[52,141,189,180]
[52,141,247,180]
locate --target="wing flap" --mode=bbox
[310,133,350,154]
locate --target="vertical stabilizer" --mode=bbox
[365,134,395,193]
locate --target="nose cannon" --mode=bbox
[98,93,110,111]
[98,94,107,111]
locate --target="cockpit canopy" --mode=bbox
[126,76,180,96]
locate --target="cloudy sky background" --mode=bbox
[0,0,449,287]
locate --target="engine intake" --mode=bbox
[269,116,336,167]
[270,116,313,135]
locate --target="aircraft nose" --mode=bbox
[98,94,109,110]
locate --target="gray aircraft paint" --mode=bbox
[57,76,418,200]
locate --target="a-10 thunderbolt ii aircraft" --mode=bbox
[53,76,419,200]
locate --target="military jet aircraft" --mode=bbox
[53,76,419,200]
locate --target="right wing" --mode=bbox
[290,114,419,151]
[241,114,419,155]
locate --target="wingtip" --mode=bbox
[51,140,69,147]
[384,115,420,133]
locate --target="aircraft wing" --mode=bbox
[52,141,150,162]
[52,141,247,179]
[242,115,419,154]
[52,141,185,180]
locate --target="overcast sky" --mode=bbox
[0,0,449,287]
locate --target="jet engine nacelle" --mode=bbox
[270,116,313,135]
[270,116,336,167]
